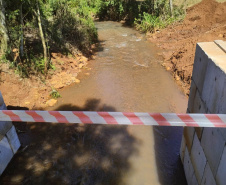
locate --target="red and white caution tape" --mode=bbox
[1,110,226,127]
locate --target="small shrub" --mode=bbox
[135,13,164,33]
[50,89,61,99]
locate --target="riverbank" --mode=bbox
[1,0,225,109]
[0,52,95,109]
[148,0,226,96]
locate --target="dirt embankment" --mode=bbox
[0,52,94,109]
[149,0,226,95]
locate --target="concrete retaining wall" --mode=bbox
[181,40,226,185]
[0,92,20,175]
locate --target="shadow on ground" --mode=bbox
[0,99,138,185]
[154,126,187,185]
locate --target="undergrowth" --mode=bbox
[50,89,61,99]
[1,0,186,78]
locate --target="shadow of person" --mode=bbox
[0,99,138,185]
[54,98,116,112]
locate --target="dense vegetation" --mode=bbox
[0,0,98,76]
[0,0,184,77]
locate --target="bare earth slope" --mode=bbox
[149,0,226,95]
[0,53,91,109]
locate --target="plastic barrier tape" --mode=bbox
[1,110,226,127]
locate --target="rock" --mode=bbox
[79,56,88,62]
[85,73,90,76]
[166,67,171,71]
[75,79,80,83]
[54,83,64,89]
[25,102,30,105]
[218,34,223,38]
[46,99,58,107]
[79,63,85,69]
[175,75,180,81]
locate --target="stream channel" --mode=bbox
[50,21,188,185]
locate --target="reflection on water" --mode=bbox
[0,21,188,185]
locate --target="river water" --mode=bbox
[51,22,188,185]
[0,21,188,185]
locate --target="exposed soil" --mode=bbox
[0,52,94,109]
[148,0,226,95]
[1,0,225,108]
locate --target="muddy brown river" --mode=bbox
[1,22,188,185]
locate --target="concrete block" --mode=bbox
[201,128,225,176]
[184,147,198,185]
[0,121,13,136]
[191,133,207,184]
[180,135,186,163]
[6,126,20,154]
[192,44,209,94]
[201,163,216,185]
[0,136,14,175]
[195,128,204,140]
[217,80,226,114]
[214,40,226,54]
[0,92,13,136]
[0,91,4,106]
[216,145,226,185]
[184,127,195,153]
[201,60,225,113]
[192,90,208,113]
[191,173,199,185]
[187,80,197,113]
[219,129,226,142]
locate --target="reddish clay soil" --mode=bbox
[149,0,226,95]
[0,53,93,109]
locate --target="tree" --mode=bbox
[169,0,173,17]
[19,0,24,60]
[35,0,48,73]
[0,0,9,54]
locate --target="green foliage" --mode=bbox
[96,0,126,20]
[49,0,98,53]
[93,0,185,32]
[1,0,186,79]
[2,0,98,77]
[50,89,61,99]
[134,8,184,33]
[135,13,163,33]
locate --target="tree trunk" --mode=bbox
[169,0,173,17]
[19,2,24,60]
[0,0,9,55]
[36,0,48,73]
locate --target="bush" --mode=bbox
[94,0,185,32]
[134,0,185,33]
[49,0,98,54]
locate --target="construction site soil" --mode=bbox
[149,0,226,95]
